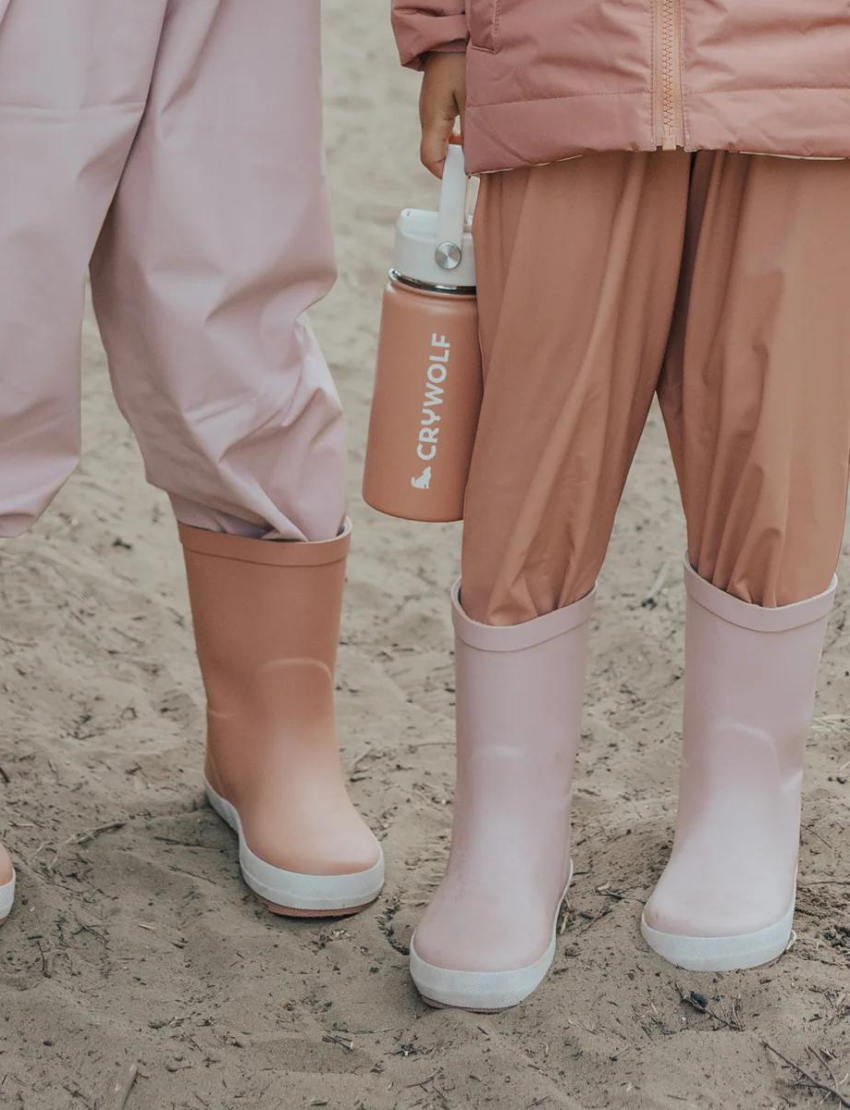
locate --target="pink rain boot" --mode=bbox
[0,841,13,925]
[409,581,595,1010]
[180,521,384,917]
[642,560,836,971]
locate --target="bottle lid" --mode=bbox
[391,143,476,291]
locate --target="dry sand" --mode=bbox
[0,2,848,1107]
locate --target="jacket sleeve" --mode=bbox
[391,2,469,71]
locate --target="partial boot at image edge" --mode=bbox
[0,841,14,926]
[641,557,836,971]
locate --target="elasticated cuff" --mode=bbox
[394,12,469,70]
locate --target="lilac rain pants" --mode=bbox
[0,0,346,542]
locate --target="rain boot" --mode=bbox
[180,521,384,917]
[410,581,595,1010]
[642,559,836,970]
[0,841,14,925]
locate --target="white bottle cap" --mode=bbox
[391,143,476,291]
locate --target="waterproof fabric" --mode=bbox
[461,150,850,626]
[391,1,850,172]
[0,0,346,542]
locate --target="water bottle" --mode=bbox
[363,142,482,522]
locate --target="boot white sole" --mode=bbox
[409,861,574,1012]
[206,781,384,917]
[0,873,15,926]
[640,902,796,972]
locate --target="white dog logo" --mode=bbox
[411,466,432,490]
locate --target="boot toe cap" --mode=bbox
[251,823,381,877]
[412,892,559,974]
[643,860,795,940]
[410,903,561,1011]
[641,866,796,971]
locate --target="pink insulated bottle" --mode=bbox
[363,142,482,522]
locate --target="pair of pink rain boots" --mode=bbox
[410,562,836,1011]
[0,523,382,934]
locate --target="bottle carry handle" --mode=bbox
[435,141,469,272]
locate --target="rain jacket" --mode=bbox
[391,1,850,172]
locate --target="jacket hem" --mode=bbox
[464,86,850,173]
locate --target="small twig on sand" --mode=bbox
[643,560,672,609]
[405,1072,440,1091]
[71,820,127,847]
[48,820,126,868]
[576,900,615,933]
[37,939,53,978]
[811,1047,845,1099]
[349,746,374,773]
[322,1032,354,1052]
[595,883,630,901]
[763,1041,850,1108]
[803,823,835,850]
[104,1061,138,1110]
[677,986,743,1031]
[0,634,36,649]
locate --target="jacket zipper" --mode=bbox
[655,0,684,150]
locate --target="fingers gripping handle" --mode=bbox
[435,143,469,272]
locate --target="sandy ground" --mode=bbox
[0,2,848,1108]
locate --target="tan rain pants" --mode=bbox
[462,151,850,626]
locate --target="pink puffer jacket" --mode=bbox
[391,1,850,173]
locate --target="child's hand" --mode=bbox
[419,53,467,178]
